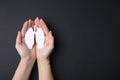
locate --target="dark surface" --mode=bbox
[0,0,120,80]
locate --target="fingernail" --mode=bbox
[36,17,39,20]
[50,31,52,34]
[29,19,31,21]
[40,18,43,22]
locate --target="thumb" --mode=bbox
[16,31,22,45]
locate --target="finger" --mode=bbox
[49,31,54,48]
[34,17,40,28]
[21,21,29,37]
[40,18,49,35]
[28,19,32,28]
[49,31,54,40]
[16,31,22,44]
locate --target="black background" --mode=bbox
[0,0,120,80]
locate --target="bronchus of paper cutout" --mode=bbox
[25,26,44,49]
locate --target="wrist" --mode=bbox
[37,57,50,64]
[20,57,35,65]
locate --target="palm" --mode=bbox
[36,32,54,59]
[16,40,36,59]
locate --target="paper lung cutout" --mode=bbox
[36,28,45,49]
[25,27,45,49]
[25,28,34,49]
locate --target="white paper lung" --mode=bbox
[35,28,45,49]
[25,28,34,49]
[25,27,44,49]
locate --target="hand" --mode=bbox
[15,20,36,61]
[34,18,54,61]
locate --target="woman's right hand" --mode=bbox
[15,20,36,61]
